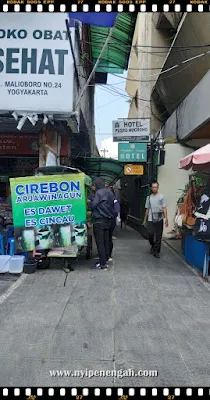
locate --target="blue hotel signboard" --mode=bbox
[118,143,147,162]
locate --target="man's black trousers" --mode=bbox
[93,220,111,266]
[148,220,163,254]
[109,218,116,258]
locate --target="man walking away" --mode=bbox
[91,178,115,270]
[120,195,130,230]
[108,186,120,261]
[143,182,168,258]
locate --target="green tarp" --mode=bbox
[74,157,124,186]
[90,13,137,73]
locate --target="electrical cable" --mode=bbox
[96,72,189,104]
[95,72,198,130]
[79,42,195,88]
[97,97,125,109]
[98,85,146,103]
[150,89,192,122]
[92,58,197,119]
[105,50,210,81]
[77,35,209,131]
[95,85,152,119]
[88,42,204,56]
[85,37,210,50]
[79,46,210,82]
[78,64,175,71]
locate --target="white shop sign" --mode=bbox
[112,118,150,142]
[0,13,74,115]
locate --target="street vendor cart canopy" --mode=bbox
[179,144,210,171]
[74,157,124,186]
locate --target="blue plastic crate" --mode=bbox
[184,232,206,272]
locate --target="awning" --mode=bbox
[90,13,137,73]
[73,157,124,185]
[35,166,82,175]
[180,144,210,171]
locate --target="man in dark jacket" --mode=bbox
[90,178,115,270]
[108,186,120,261]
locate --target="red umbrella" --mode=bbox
[179,143,210,171]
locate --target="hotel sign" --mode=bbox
[112,119,150,142]
[118,143,147,162]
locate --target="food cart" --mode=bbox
[9,166,93,271]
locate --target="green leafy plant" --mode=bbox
[176,174,207,206]
[176,184,188,205]
[192,173,208,187]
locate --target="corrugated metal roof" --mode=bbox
[90,13,137,74]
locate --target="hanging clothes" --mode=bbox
[185,180,196,227]
[193,179,210,240]
[194,218,210,240]
[178,178,196,227]
[194,177,210,221]
[195,189,210,217]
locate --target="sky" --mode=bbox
[94,72,129,159]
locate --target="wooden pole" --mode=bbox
[39,123,59,167]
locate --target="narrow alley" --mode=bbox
[0,227,210,387]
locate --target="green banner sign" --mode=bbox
[10,173,87,252]
[118,143,147,162]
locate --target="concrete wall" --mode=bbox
[126,13,210,138]
[126,13,180,134]
[178,69,210,140]
[157,144,192,237]
[161,68,210,142]
[155,13,210,116]
[127,99,139,119]
[161,111,176,139]
[125,13,210,238]
[126,13,153,121]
